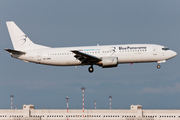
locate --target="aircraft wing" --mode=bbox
[71,50,101,64]
[4,49,26,54]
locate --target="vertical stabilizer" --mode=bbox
[6,21,49,51]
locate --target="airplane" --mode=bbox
[5,21,177,73]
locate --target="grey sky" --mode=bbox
[0,0,180,109]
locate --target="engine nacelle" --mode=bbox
[101,57,118,68]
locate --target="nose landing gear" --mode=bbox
[88,65,94,73]
[157,64,161,69]
[157,60,166,69]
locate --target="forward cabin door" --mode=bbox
[153,46,157,55]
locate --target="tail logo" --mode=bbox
[19,35,27,46]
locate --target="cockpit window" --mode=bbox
[162,47,170,51]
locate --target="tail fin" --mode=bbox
[6,21,49,51]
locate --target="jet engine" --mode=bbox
[100,57,118,68]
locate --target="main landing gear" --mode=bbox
[88,65,94,73]
[157,64,161,69]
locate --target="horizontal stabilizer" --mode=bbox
[4,49,26,54]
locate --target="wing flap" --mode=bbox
[71,50,101,63]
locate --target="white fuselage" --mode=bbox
[12,44,177,66]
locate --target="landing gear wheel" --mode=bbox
[157,64,161,69]
[88,66,94,73]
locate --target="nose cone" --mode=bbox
[171,50,177,58]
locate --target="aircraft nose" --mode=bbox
[171,50,177,58]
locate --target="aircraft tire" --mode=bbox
[157,64,161,69]
[88,66,94,73]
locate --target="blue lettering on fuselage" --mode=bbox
[83,49,100,51]
[119,46,147,50]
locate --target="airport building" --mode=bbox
[0,104,180,120]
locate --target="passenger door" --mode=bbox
[153,46,157,55]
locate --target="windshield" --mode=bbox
[162,47,170,51]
